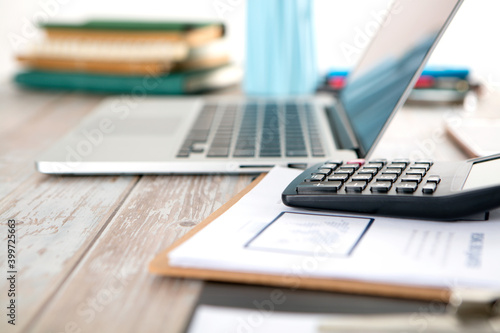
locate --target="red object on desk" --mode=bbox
[328,77,346,90]
[413,75,435,89]
[328,74,436,91]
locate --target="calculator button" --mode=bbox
[376,174,398,183]
[297,181,343,193]
[370,181,392,193]
[340,164,360,171]
[326,160,343,166]
[315,168,333,175]
[365,162,384,170]
[426,176,441,184]
[337,167,356,175]
[346,159,365,166]
[393,159,410,166]
[321,163,340,171]
[422,182,437,194]
[400,174,422,183]
[409,166,428,171]
[414,161,433,167]
[406,168,427,177]
[383,168,402,176]
[344,181,367,192]
[410,163,429,171]
[327,173,350,182]
[396,182,418,193]
[305,174,325,182]
[358,167,379,175]
[388,163,407,169]
[352,173,373,182]
[369,159,387,165]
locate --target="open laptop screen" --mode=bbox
[339,0,463,157]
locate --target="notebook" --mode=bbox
[36,0,463,175]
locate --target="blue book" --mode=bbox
[327,66,470,80]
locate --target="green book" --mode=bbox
[39,20,226,46]
[40,19,223,32]
[14,65,242,95]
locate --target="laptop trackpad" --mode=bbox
[105,118,182,136]
[70,115,185,161]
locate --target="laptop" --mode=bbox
[36,0,463,175]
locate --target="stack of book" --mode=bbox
[14,20,243,94]
[319,66,479,104]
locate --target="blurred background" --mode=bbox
[2,0,500,85]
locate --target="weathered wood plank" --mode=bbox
[28,174,252,333]
[0,89,140,332]
[0,83,63,134]
[0,174,139,333]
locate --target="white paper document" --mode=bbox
[169,167,500,289]
[188,305,322,333]
[188,305,500,333]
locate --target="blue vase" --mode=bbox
[244,0,318,96]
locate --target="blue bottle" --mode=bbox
[244,0,318,96]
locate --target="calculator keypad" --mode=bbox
[300,159,441,195]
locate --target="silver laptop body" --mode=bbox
[36,0,463,174]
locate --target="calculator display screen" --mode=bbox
[463,157,500,190]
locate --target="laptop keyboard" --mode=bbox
[176,102,325,158]
[234,103,258,157]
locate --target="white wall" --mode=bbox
[2,0,500,83]
[314,0,500,83]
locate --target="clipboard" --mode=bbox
[149,173,451,303]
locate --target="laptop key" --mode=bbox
[285,103,307,157]
[233,149,255,158]
[207,105,237,158]
[176,149,190,158]
[286,150,308,157]
[311,149,326,157]
[304,103,325,157]
[260,150,282,157]
[176,104,218,158]
[207,147,230,157]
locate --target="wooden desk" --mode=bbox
[1,82,494,332]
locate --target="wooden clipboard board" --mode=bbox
[149,173,451,303]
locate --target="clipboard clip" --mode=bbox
[449,289,500,319]
[318,289,500,333]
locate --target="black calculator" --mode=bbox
[282,154,500,220]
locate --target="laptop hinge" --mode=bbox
[325,102,361,157]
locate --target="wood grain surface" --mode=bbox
[0,79,483,333]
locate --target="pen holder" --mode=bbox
[244,0,318,96]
